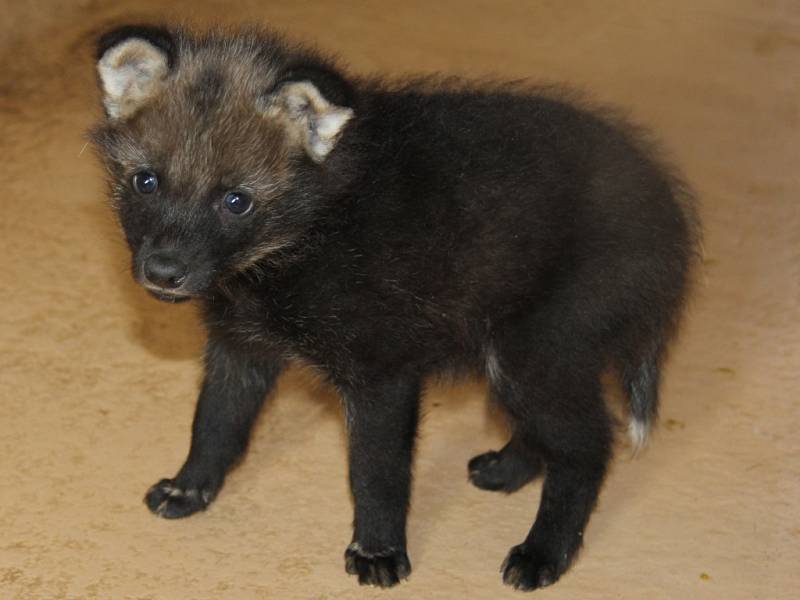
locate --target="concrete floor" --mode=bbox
[0,1,798,598]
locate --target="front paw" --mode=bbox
[144,478,216,519]
[344,542,411,587]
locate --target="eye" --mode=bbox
[132,170,158,194]
[223,191,252,215]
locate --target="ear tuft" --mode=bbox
[96,25,174,120]
[261,81,354,163]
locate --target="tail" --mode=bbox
[622,349,661,454]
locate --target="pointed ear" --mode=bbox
[95,25,175,121]
[260,79,354,163]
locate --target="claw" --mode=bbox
[344,543,411,587]
[144,478,214,519]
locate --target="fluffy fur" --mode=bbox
[91,25,700,591]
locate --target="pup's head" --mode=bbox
[91,25,355,301]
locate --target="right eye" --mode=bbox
[132,170,158,194]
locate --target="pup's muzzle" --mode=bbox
[143,252,187,289]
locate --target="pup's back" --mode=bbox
[290,80,699,385]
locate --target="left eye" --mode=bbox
[132,170,158,194]
[223,192,252,215]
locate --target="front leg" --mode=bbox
[342,374,421,587]
[145,336,283,518]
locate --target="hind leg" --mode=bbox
[501,377,612,590]
[501,412,611,589]
[491,319,613,590]
[468,436,544,492]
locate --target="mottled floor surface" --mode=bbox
[1,1,797,599]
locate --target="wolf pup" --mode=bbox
[91,24,699,591]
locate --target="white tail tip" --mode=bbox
[628,418,649,455]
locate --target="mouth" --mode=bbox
[143,285,193,303]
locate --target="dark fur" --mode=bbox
[91,25,700,590]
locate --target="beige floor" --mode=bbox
[1,1,798,599]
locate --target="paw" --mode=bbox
[468,450,507,491]
[144,478,215,519]
[468,449,542,493]
[344,542,411,587]
[501,543,564,591]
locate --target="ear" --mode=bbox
[95,25,175,121]
[260,79,354,163]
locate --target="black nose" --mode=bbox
[143,254,187,289]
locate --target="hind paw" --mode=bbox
[501,543,565,591]
[144,478,215,519]
[468,448,543,493]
